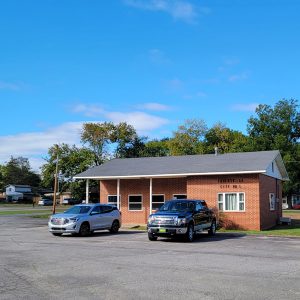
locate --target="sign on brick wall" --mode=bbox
[218,178,244,189]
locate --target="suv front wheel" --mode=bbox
[79,223,91,236]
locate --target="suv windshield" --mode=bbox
[159,201,195,212]
[64,206,91,214]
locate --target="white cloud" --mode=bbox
[0,81,22,91]
[231,103,258,112]
[124,0,203,23]
[148,49,170,64]
[0,122,84,171]
[71,104,104,117]
[224,58,240,66]
[164,78,184,91]
[228,72,248,82]
[71,102,170,131]
[136,102,172,111]
[105,111,169,131]
[196,91,207,97]
[0,104,170,170]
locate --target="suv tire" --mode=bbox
[52,233,62,236]
[79,223,90,236]
[110,220,120,233]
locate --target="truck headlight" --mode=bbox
[148,215,155,224]
[177,218,187,226]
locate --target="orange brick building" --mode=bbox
[75,150,288,230]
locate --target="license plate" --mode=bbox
[159,228,166,233]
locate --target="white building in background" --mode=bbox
[5,185,32,201]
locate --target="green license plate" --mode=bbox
[159,228,166,233]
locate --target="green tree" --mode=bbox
[116,136,147,158]
[81,122,137,163]
[41,144,95,199]
[113,122,138,157]
[247,98,300,195]
[81,122,116,165]
[168,119,207,155]
[143,138,170,157]
[204,122,250,154]
[1,157,40,189]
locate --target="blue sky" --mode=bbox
[0,0,299,170]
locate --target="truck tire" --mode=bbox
[148,233,158,241]
[208,220,216,236]
[185,224,194,242]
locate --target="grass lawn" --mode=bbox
[219,226,300,237]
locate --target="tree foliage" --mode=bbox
[81,122,137,163]
[0,157,40,189]
[204,122,250,154]
[41,144,95,199]
[247,99,300,195]
[168,119,208,155]
[247,99,300,151]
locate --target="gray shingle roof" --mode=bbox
[74,150,288,180]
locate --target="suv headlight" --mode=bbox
[148,215,155,224]
[68,217,80,223]
[177,218,187,226]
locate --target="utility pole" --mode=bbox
[52,150,59,215]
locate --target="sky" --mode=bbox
[0,0,299,171]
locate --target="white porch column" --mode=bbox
[86,179,89,203]
[149,178,153,214]
[117,179,120,210]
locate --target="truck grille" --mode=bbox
[153,216,177,225]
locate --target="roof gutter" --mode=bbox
[73,170,267,180]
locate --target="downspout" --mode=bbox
[86,179,89,204]
[150,178,153,214]
[117,179,120,210]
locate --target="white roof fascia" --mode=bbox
[275,154,289,181]
[74,170,267,180]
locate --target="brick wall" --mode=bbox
[259,174,282,230]
[187,174,261,230]
[100,178,187,225]
[100,174,282,230]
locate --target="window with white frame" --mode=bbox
[173,194,187,199]
[269,193,276,211]
[152,194,164,210]
[107,195,120,206]
[218,193,245,211]
[128,195,142,211]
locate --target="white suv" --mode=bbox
[48,204,121,236]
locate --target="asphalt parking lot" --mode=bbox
[0,216,300,300]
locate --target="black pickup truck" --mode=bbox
[147,199,217,242]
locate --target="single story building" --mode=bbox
[5,185,33,202]
[74,150,289,230]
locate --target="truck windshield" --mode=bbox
[159,201,194,212]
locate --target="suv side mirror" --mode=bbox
[90,211,99,215]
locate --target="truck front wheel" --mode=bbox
[148,233,158,241]
[185,224,194,242]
